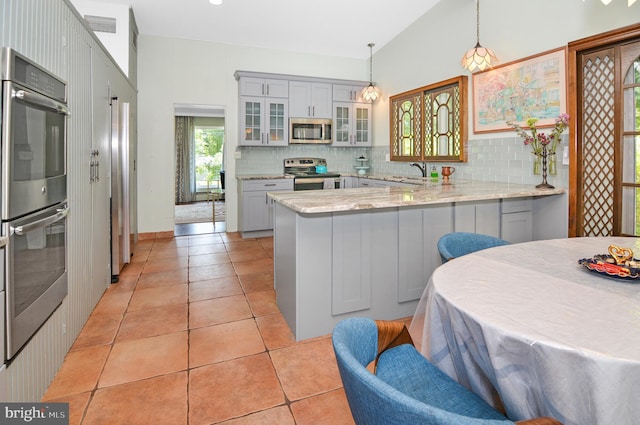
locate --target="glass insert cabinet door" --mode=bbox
[335,105,350,143]
[390,75,467,162]
[332,102,371,147]
[239,96,288,146]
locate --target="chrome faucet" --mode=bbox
[410,162,427,178]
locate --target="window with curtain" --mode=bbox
[175,116,195,204]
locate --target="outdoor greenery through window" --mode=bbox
[195,126,224,191]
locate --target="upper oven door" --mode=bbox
[2,80,68,220]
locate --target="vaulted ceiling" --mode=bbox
[79,0,442,59]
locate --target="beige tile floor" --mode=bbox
[41,232,360,425]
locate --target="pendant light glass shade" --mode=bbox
[361,83,380,102]
[461,42,498,72]
[361,43,380,102]
[461,0,497,73]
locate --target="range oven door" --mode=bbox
[1,79,68,220]
[294,177,340,191]
[4,202,68,359]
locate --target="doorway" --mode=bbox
[174,104,226,236]
[568,23,640,236]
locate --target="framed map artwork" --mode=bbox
[472,47,567,133]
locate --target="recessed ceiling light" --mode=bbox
[209,0,223,5]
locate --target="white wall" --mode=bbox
[372,0,639,147]
[136,38,366,233]
[69,0,132,76]
[136,0,639,234]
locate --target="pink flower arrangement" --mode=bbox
[507,113,570,156]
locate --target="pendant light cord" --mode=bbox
[476,0,481,46]
[368,42,374,84]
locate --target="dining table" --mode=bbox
[409,236,640,425]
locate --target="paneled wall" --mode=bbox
[0,0,136,401]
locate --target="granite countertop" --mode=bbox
[235,172,422,181]
[268,179,565,214]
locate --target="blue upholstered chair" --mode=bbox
[332,318,561,425]
[437,232,510,263]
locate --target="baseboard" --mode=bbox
[138,231,175,240]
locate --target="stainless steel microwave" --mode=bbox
[290,118,332,144]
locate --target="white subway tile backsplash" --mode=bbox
[236,135,569,188]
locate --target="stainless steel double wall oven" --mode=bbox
[1,48,69,360]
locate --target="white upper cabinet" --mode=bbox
[289,81,332,119]
[237,74,289,146]
[333,102,372,147]
[333,84,367,103]
[235,71,369,146]
[239,96,289,146]
[240,77,288,98]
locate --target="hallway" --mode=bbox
[41,232,358,425]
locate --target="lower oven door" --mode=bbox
[4,202,69,359]
[294,177,340,191]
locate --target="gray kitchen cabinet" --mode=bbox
[272,184,565,341]
[501,198,533,243]
[239,77,288,98]
[454,200,501,237]
[333,84,367,102]
[358,178,387,188]
[239,96,288,146]
[333,102,372,147]
[332,212,372,315]
[289,81,332,118]
[340,176,357,188]
[239,179,293,235]
[398,204,453,302]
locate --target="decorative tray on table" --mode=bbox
[578,245,640,280]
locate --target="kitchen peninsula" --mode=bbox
[270,179,566,341]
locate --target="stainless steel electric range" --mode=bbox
[283,158,341,191]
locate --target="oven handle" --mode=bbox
[13,88,70,115]
[12,206,69,235]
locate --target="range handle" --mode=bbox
[12,206,69,235]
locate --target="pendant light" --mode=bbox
[461,0,498,73]
[361,43,380,102]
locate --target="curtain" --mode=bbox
[175,116,196,204]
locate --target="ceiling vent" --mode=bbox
[84,15,117,34]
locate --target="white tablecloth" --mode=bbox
[409,237,640,425]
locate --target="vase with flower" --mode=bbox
[507,113,569,189]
